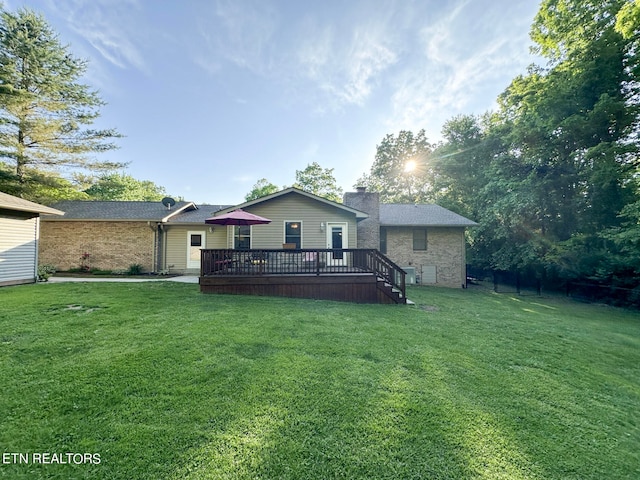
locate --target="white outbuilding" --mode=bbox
[0,191,63,286]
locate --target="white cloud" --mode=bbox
[192,0,538,123]
[44,0,149,73]
[387,0,538,139]
[195,1,400,111]
[294,11,401,112]
[201,0,279,75]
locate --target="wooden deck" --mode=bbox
[199,249,406,304]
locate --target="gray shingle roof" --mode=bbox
[42,200,233,223]
[0,191,64,215]
[44,200,195,221]
[380,204,477,227]
[40,198,476,227]
[166,205,232,223]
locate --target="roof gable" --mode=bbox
[167,204,232,223]
[43,200,197,222]
[380,204,477,227]
[221,187,368,219]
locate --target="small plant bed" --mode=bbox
[54,270,182,279]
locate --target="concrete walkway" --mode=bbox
[47,275,199,284]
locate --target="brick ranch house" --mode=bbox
[40,187,476,288]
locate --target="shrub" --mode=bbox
[37,265,56,282]
[127,264,144,275]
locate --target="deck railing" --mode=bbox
[201,248,406,299]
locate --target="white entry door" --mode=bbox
[187,231,205,269]
[326,223,347,266]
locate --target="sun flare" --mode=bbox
[404,160,417,173]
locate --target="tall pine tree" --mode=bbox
[0,7,122,200]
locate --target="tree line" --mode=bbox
[358,0,640,288]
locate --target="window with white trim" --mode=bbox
[285,221,302,249]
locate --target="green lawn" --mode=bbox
[0,282,638,479]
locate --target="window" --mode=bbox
[413,228,427,251]
[190,234,202,247]
[285,221,302,249]
[234,225,251,250]
[380,227,388,254]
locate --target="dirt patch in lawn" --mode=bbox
[419,305,440,312]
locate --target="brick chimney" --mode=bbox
[343,187,380,249]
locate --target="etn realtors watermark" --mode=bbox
[2,452,101,465]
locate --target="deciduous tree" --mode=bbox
[244,178,280,201]
[84,173,167,201]
[294,162,343,203]
[356,130,434,203]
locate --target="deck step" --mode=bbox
[376,278,405,304]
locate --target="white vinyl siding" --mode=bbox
[0,212,39,286]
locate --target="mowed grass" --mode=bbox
[0,282,638,480]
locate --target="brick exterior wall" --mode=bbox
[386,227,466,288]
[343,189,380,249]
[39,221,156,272]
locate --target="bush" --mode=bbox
[37,265,56,282]
[127,264,144,275]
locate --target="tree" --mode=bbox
[84,173,167,201]
[356,130,434,203]
[430,0,640,282]
[501,0,638,275]
[0,7,122,198]
[293,162,343,202]
[244,178,279,201]
[615,0,640,40]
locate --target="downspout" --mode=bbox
[149,222,160,273]
[461,229,466,288]
[157,223,165,272]
[34,216,40,282]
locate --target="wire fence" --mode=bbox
[466,265,640,308]
[564,282,640,308]
[466,267,541,296]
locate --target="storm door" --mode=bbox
[187,231,205,269]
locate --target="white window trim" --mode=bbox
[284,220,303,248]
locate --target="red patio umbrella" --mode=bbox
[204,209,271,226]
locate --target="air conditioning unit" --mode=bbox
[402,267,416,284]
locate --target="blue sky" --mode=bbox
[9,0,541,205]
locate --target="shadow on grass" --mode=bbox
[1,282,638,479]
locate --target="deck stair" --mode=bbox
[376,277,405,304]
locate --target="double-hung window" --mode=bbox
[380,227,388,254]
[413,228,427,251]
[285,221,302,249]
[234,225,251,250]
